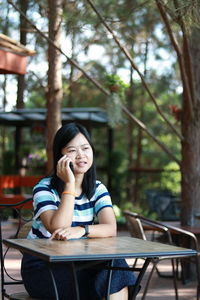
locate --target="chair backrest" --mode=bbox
[123,210,200,252]
[123,210,171,242]
[0,198,34,299]
[123,211,146,240]
[17,221,33,239]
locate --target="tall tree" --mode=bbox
[17,0,28,109]
[46,0,63,172]
[155,0,200,226]
[15,0,29,173]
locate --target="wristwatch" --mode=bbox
[80,225,89,237]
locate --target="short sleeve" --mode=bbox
[33,177,59,220]
[94,182,112,215]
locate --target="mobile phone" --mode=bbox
[69,162,74,173]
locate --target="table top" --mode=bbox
[3,236,197,263]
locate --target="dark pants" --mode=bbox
[21,253,137,300]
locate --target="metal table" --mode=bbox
[3,236,197,300]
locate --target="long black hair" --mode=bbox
[50,122,96,199]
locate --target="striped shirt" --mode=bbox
[27,177,112,239]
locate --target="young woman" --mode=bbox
[21,122,137,300]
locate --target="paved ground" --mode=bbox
[1,221,198,300]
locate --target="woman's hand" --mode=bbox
[56,155,75,184]
[50,226,85,240]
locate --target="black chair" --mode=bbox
[0,198,39,300]
[123,211,200,300]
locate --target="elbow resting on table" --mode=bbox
[112,223,117,236]
[106,226,117,237]
[88,223,117,238]
[103,223,117,237]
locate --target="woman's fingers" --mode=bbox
[50,227,84,240]
[57,155,69,170]
[50,228,70,240]
[56,156,75,183]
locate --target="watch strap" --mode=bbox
[80,225,89,237]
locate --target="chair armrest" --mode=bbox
[162,223,199,251]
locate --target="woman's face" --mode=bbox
[61,133,93,175]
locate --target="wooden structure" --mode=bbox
[0,175,42,209]
[0,108,113,191]
[0,107,108,127]
[0,33,35,75]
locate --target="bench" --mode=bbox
[0,175,42,209]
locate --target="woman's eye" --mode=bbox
[68,149,76,153]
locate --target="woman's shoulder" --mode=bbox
[33,176,52,191]
[95,180,109,193]
[95,180,102,189]
[95,179,101,186]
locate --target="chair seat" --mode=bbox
[9,292,40,300]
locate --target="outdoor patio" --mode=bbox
[1,220,197,300]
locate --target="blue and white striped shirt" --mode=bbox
[27,177,112,239]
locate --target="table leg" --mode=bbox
[47,263,59,300]
[70,262,80,300]
[130,258,152,300]
[47,262,80,300]
[105,259,114,300]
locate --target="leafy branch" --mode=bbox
[7,0,180,164]
[86,0,183,141]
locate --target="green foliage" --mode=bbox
[164,0,200,30]
[104,74,128,128]
[122,201,158,220]
[26,90,46,108]
[113,202,158,225]
[27,149,47,175]
[2,150,15,175]
[160,162,181,195]
[105,74,128,96]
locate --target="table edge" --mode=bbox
[3,238,197,263]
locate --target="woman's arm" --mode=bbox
[50,206,117,240]
[40,187,75,233]
[87,207,117,238]
[41,155,76,233]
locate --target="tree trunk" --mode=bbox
[181,113,200,226]
[46,0,63,173]
[181,27,200,226]
[17,0,28,109]
[15,0,28,174]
